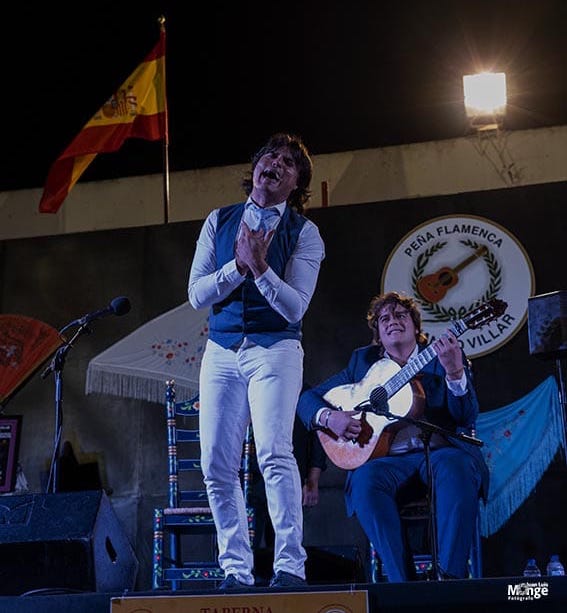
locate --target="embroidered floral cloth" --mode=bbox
[85,302,208,404]
[477,375,565,536]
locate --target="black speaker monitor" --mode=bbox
[527,290,567,359]
[0,490,138,596]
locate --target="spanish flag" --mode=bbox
[39,26,167,214]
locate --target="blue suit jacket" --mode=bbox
[297,343,489,500]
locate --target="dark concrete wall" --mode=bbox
[1,180,564,589]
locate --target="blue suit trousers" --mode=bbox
[347,446,482,582]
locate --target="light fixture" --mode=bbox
[462,71,520,185]
[463,72,507,131]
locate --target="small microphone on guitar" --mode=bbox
[369,385,389,415]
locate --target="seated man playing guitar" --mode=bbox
[296,291,489,582]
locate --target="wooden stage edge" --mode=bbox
[1,577,566,613]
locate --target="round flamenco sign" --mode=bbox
[381,214,535,358]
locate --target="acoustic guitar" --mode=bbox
[317,298,507,470]
[416,245,488,304]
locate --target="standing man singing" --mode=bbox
[188,133,325,589]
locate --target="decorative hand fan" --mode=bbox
[0,314,63,406]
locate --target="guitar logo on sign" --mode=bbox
[317,299,508,470]
[416,245,488,304]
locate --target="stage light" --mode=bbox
[463,72,507,131]
[462,71,520,185]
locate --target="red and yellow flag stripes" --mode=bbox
[39,28,167,214]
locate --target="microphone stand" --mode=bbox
[372,405,483,581]
[41,321,92,494]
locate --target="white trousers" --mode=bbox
[199,338,307,584]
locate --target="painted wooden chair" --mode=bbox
[152,380,255,589]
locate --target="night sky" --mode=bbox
[2,1,566,193]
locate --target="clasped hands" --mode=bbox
[235,221,272,278]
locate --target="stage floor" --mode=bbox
[1,577,566,613]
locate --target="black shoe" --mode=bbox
[218,574,249,590]
[269,571,307,588]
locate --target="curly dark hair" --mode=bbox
[241,133,313,214]
[366,291,428,351]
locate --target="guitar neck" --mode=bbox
[383,319,467,399]
[453,245,488,274]
[383,346,437,398]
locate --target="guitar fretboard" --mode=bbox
[375,300,503,400]
[383,345,438,399]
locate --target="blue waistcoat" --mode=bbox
[209,202,307,348]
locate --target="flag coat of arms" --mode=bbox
[39,27,167,214]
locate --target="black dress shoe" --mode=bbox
[269,571,307,588]
[218,574,249,590]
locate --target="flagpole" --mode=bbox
[39,18,171,215]
[159,15,170,224]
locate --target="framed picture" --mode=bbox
[0,415,22,493]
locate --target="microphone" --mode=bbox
[71,296,131,327]
[369,385,389,415]
[45,297,132,377]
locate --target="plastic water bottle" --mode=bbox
[546,554,565,576]
[523,558,541,577]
